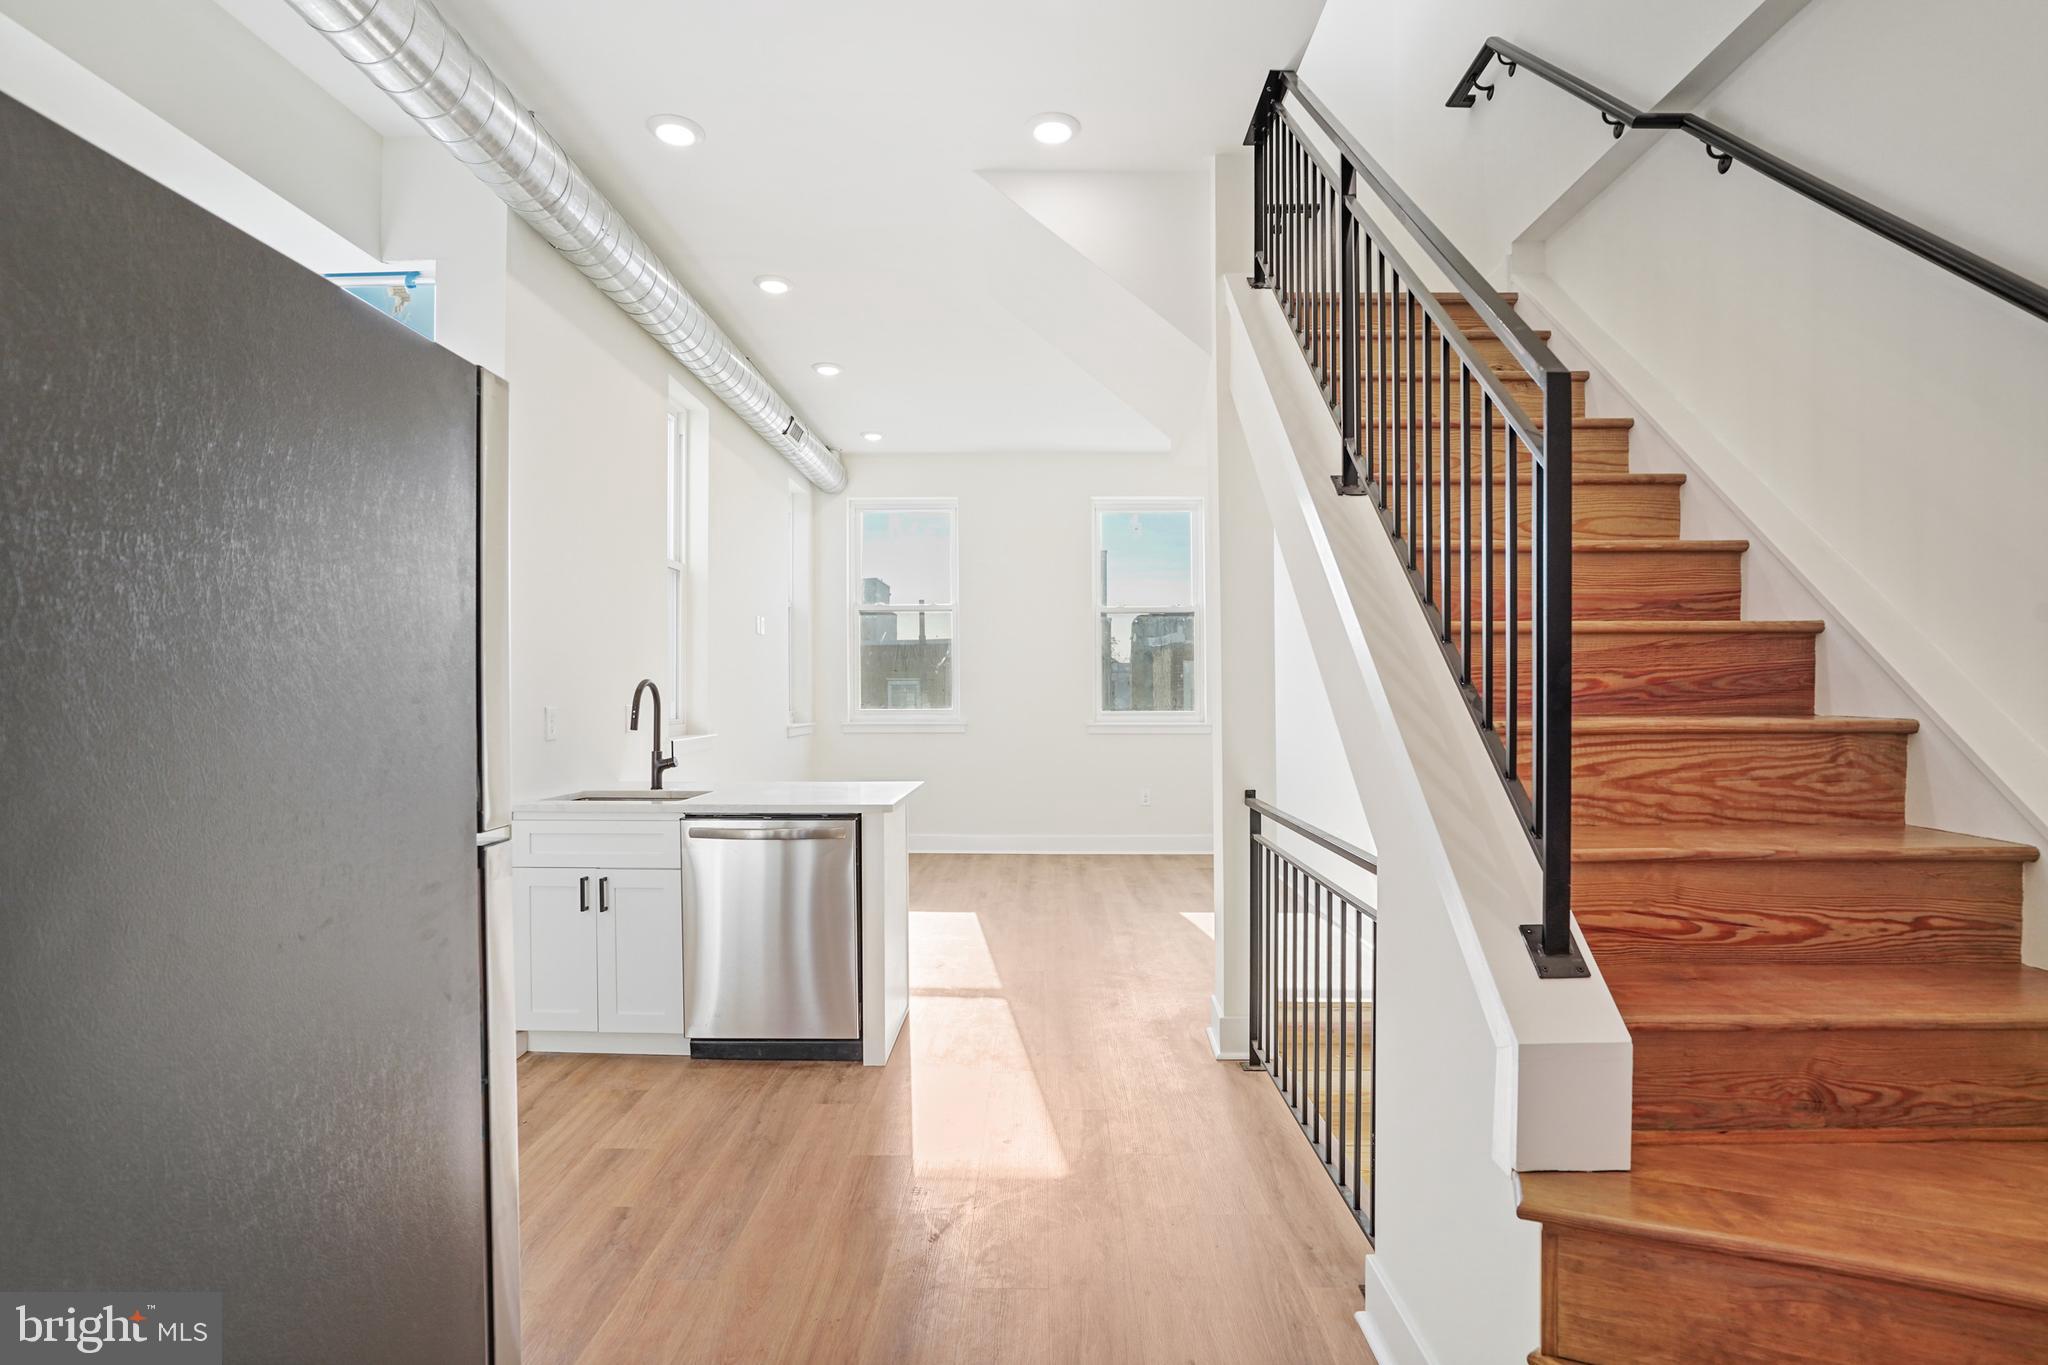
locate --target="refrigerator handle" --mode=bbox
[578,875,590,913]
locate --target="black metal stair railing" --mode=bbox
[1245,791,1378,1234]
[1243,71,1588,980]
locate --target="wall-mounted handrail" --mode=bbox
[1448,36,2048,325]
[1244,72,1588,981]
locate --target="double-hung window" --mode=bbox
[664,410,691,726]
[848,500,959,727]
[1093,498,1203,725]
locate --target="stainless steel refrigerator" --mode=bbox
[0,91,507,1362]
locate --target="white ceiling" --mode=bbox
[219,0,1324,454]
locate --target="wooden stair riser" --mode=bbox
[1370,429,1635,482]
[1416,479,1681,541]
[1480,627,1817,725]
[1540,1226,2048,1365]
[1352,330,1549,370]
[1629,1025,2048,1134]
[1571,726,1908,826]
[1359,368,1589,421]
[1432,547,1745,623]
[1575,858,2026,965]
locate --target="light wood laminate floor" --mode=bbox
[516,853,1374,1364]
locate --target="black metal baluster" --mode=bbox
[1312,878,1323,1144]
[1376,255,1388,503]
[1505,426,1520,779]
[1339,194,1359,489]
[1423,316,1435,602]
[1362,238,1375,486]
[1461,362,1473,677]
[1482,396,1496,728]
[1354,908,1365,1216]
[1407,293,1418,566]
[1441,335,1454,636]
[1391,277,1403,524]
[1335,904,1347,1190]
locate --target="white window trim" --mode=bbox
[665,383,712,737]
[787,478,815,732]
[846,497,962,730]
[1091,496,1207,729]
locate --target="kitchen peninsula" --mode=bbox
[509,781,920,1065]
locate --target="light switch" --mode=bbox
[755,615,768,636]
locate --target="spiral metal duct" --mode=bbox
[284,0,848,493]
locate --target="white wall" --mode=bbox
[1296,0,1766,283]
[503,225,814,803]
[810,449,1213,852]
[1540,0,2048,844]
[0,0,382,257]
[1272,541,1376,896]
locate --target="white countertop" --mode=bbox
[514,780,922,819]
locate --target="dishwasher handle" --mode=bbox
[685,824,850,841]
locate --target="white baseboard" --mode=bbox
[1209,994,1248,1060]
[1362,1258,1439,1365]
[524,1031,690,1056]
[907,833,1214,855]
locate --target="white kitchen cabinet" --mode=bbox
[597,868,685,1034]
[513,866,684,1037]
[512,867,599,1032]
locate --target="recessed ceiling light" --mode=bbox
[1031,112,1079,145]
[646,115,703,148]
[754,275,791,296]
[813,362,842,377]
[861,431,883,443]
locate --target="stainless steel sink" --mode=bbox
[564,789,707,802]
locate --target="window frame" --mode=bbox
[664,409,691,728]
[845,497,963,731]
[1090,496,1206,730]
[787,479,815,736]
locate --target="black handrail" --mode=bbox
[1246,794,1379,877]
[1245,72,1588,981]
[1448,37,2048,325]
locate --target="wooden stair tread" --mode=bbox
[1606,963,2048,1031]
[1574,823,2040,863]
[1519,1140,2048,1312]
[1572,714,1917,736]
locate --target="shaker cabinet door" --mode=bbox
[596,868,686,1035]
[514,866,598,1032]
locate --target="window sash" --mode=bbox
[849,500,958,720]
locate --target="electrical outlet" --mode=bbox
[1139,787,1152,807]
[543,706,558,741]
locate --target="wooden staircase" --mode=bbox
[1369,296,2047,1361]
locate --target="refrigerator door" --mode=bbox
[479,369,512,834]
[682,819,860,1040]
[0,93,489,1359]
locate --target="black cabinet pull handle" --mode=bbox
[578,875,590,912]
[598,876,610,912]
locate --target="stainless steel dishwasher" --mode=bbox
[681,816,860,1060]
